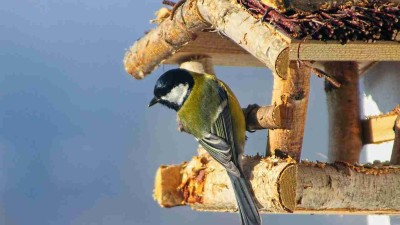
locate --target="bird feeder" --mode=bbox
[124,0,400,215]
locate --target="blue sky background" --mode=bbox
[0,1,373,224]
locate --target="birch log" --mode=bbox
[155,153,297,212]
[154,154,400,214]
[124,0,290,79]
[267,62,311,161]
[196,0,291,79]
[325,62,362,163]
[123,2,209,79]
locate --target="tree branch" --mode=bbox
[243,104,290,131]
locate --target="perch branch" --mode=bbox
[154,153,400,214]
[243,104,290,131]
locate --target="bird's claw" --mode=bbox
[170,0,187,20]
[332,161,353,176]
[244,104,259,132]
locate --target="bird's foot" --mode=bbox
[169,0,187,20]
[332,161,353,176]
[244,104,260,132]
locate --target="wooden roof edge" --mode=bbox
[123,2,209,79]
[123,0,291,79]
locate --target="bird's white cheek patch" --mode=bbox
[161,83,189,105]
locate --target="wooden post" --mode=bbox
[391,114,400,165]
[325,62,362,163]
[267,61,311,161]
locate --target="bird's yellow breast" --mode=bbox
[177,72,245,148]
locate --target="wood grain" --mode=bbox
[290,41,400,61]
[162,33,400,68]
[362,114,397,144]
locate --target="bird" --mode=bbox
[148,68,261,225]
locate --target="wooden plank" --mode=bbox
[362,114,397,144]
[164,52,265,67]
[163,32,400,67]
[162,30,265,67]
[290,40,400,61]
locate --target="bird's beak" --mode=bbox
[148,97,159,107]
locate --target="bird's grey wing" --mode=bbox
[198,133,240,176]
[198,82,240,176]
[198,83,262,225]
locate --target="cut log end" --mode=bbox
[154,164,184,208]
[278,164,297,212]
[275,47,289,79]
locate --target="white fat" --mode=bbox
[161,83,189,105]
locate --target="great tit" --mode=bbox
[149,68,261,225]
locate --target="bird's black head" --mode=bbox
[149,68,194,111]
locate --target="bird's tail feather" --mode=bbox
[228,172,261,225]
